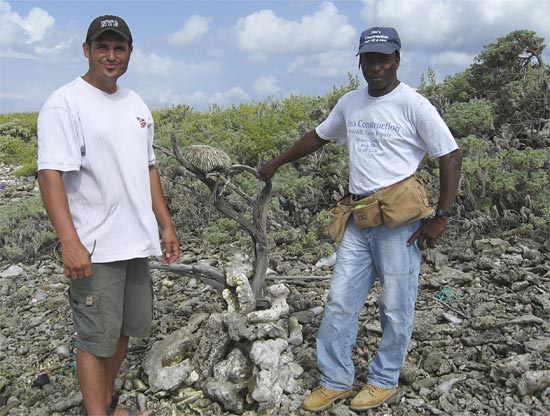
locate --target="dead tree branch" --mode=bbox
[151,135,272,298]
[150,262,228,293]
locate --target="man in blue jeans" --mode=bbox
[259,26,462,411]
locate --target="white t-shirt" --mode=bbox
[316,82,458,195]
[37,77,162,262]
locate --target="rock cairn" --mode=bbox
[142,267,304,415]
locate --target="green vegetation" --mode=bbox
[0,116,38,177]
[1,30,548,264]
[418,29,549,242]
[0,196,56,262]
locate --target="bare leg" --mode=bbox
[105,336,129,406]
[80,337,148,416]
[77,349,107,416]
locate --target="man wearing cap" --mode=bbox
[37,15,179,416]
[260,26,461,411]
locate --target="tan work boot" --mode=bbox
[349,384,397,410]
[302,386,352,412]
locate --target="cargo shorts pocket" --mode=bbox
[68,288,104,341]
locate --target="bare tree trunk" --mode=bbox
[153,135,273,299]
[250,176,271,297]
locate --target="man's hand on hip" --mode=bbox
[407,216,448,250]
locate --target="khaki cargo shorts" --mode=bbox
[68,257,153,357]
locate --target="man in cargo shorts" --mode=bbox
[37,15,179,416]
[260,26,462,411]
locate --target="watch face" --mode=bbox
[436,208,451,217]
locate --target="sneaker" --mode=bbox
[302,386,352,412]
[349,384,397,410]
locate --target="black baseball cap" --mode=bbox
[357,27,401,55]
[86,15,132,43]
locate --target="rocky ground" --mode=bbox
[1,167,549,416]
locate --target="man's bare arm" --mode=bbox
[259,130,329,181]
[149,165,179,264]
[408,149,462,249]
[38,169,92,278]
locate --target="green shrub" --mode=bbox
[282,210,334,257]
[457,135,550,234]
[443,99,494,138]
[0,196,56,263]
[0,113,37,134]
[0,135,38,177]
[488,147,549,207]
[201,217,247,246]
[0,120,35,142]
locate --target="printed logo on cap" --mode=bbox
[101,19,120,29]
[363,30,390,44]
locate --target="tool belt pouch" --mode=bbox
[351,196,383,229]
[327,195,352,242]
[378,176,434,228]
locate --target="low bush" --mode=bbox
[0,196,56,263]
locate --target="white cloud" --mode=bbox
[288,51,356,78]
[19,7,55,43]
[360,0,460,48]
[153,89,196,108]
[0,0,76,59]
[154,87,250,109]
[234,1,356,53]
[131,49,218,78]
[360,0,550,52]
[131,50,177,77]
[0,1,54,44]
[165,15,212,46]
[473,0,550,44]
[211,87,250,105]
[253,76,279,95]
[430,51,474,68]
[3,0,550,115]
[476,0,531,24]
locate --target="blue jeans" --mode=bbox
[317,219,422,390]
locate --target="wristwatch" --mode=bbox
[435,208,451,218]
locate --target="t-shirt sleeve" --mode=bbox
[37,96,83,172]
[414,96,458,158]
[315,99,348,145]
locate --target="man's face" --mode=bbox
[82,32,132,89]
[359,52,400,96]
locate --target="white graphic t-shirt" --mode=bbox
[316,82,458,195]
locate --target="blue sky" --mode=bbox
[1,0,549,114]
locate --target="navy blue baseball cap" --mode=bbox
[357,27,401,55]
